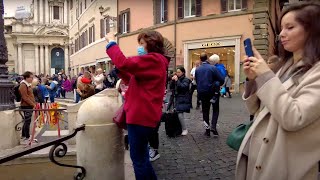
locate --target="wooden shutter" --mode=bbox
[221,0,228,13]
[118,14,123,34]
[85,30,88,46]
[126,11,130,33]
[155,0,161,24]
[105,17,110,34]
[93,25,95,42]
[164,0,168,22]
[89,27,92,44]
[178,0,184,19]
[242,0,248,10]
[195,0,202,17]
[100,19,105,38]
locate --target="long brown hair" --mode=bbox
[279,1,320,75]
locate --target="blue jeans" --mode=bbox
[49,95,55,103]
[75,91,80,103]
[127,124,157,180]
[56,87,61,98]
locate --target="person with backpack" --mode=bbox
[19,71,36,145]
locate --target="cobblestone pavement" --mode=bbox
[153,94,250,180]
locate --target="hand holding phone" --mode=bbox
[244,38,254,57]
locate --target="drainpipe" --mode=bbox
[173,0,177,71]
[116,0,119,44]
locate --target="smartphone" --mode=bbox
[244,38,254,57]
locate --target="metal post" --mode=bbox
[0,0,15,111]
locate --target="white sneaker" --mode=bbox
[149,148,155,157]
[181,130,188,136]
[149,149,160,162]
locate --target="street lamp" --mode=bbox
[0,0,15,111]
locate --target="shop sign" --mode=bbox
[201,42,222,48]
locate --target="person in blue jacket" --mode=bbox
[195,53,224,137]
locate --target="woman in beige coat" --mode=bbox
[236,2,320,180]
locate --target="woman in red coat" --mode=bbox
[106,31,169,180]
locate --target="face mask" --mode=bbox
[137,46,147,55]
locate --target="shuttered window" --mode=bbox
[155,0,168,24]
[92,24,95,42]
[100,19,105,38]
[227,0,247,11]
[119,9,130,34]
[178,0,201,19]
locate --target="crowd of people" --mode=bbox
[14,67,119,105]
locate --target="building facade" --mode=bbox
[69,0,117,76]
[116,0,292,93]
[4,0,70,75]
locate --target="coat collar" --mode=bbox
[20,80,31,87]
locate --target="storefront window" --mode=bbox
[189,46,235,88]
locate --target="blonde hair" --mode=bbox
[31,78,39,87]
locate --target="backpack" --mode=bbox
[14,84,21,102]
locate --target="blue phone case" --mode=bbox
[244,38,254,57]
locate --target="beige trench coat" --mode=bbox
[236,60,320,180]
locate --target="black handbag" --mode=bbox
[163,86,182,137]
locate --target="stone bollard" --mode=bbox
[76,89,124,180]
[0,110,19,150]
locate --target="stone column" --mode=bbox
[64,0,67,24]
[17,43,23,74]
[64,45,69,75]
[253,0,270,60]
[34,44,39,75]
[39,44,44,74]
[60,6,63,22]
[45,45,49,75]
[49,6,52,23]
[33,0,38,23]
[45,0,49,24]
[39,0,43,23]
[76,89,125,180]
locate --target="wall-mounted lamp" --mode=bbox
[99,6,111,16]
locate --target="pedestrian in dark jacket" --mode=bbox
[169,67,191,136]
[195,53,224,137]
[31,78,44,104]
[106,30,168,180]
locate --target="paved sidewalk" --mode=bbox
[152,95,249,180]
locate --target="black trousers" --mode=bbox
[223,87,232,97]
[190,84,201,107]
[148,121,161,149]
[61,89,66,98]
[21,106,33,139]
[199,93,220,130]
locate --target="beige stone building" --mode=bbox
[4,0,70,75]
[69,0,117,76]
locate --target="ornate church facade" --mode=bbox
[5,0,70,75]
